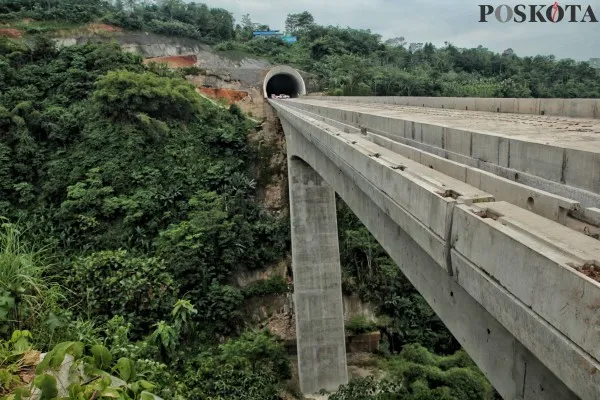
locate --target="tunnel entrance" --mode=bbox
[263,66,307,99]
[266,74,301,98]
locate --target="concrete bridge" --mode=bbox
[264,68,600,400]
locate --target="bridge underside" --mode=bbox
[274,96,600,399]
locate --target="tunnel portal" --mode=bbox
[263,66,307,98]
[266,74,301,98]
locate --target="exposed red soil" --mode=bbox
[144,55,198,68]
[199,87,249,104]
[87,23,123,33]
[0,28,23,39]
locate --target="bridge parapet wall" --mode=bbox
[282,99,600,211]
[310,96,600,119]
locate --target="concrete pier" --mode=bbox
[288,156,348,394]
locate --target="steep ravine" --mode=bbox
[54,27,383,378]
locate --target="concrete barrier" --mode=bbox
[282,99,600,207]
[308,96,600,119]
[368,132,579,224]
[452,201,600,362]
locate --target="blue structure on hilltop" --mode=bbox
[252,30,297,43]
[252,30,283,38]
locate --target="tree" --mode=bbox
[123,0,138,12]
[93,70,201,121]
[241,13,252,29]
[208,8,235,41]
[502,48,515,57]
[285,11,315,34]
[409,42,424,52]
[158,0,185,20]
[385,36,406,48]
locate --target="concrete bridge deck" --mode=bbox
[271,96,600,400]
[293,98,600,152]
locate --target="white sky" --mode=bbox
[198,0,600,60]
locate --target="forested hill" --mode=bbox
[0,0,235,41]
[3,0,600,98]
[225,22,600,98]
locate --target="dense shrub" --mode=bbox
[93,70,202,121]
[329,344,493,400]
[183,330,290,399]
[220,330,291,380]
[242,275,289,298]
[345,315,378,335]
[0,35,290,348]
[69,251,178,335]
[0,0,235,42]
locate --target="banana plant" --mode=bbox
[2,341,159,400]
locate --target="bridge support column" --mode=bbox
[288,156,348,394]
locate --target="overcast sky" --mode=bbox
[199,0,599,60]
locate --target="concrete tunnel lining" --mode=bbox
[263,66,306,98]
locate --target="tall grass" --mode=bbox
[0,221,61,337]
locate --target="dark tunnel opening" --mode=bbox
[266,74,301,98]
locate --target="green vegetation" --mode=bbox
[233,13,600,98]
[104,1,234,42]
[0,223,61,338]
[242,275,289,299]
[0,33,290,398]
[0,0,234,42]
[345,315,378,335]
[4,1,598,98]
[326,344,494,400]
[16,336,158,400]
[0,0,109,24]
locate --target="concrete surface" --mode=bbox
[288,155,348,394]
[263,66,307,99]
[284,332,381,355]
[452,201,600,362]
[283,98,600,206]
[310,95,600,119]
[367,132,579,224]
[273,97,600,399]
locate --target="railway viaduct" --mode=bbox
[263,67,600,400]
